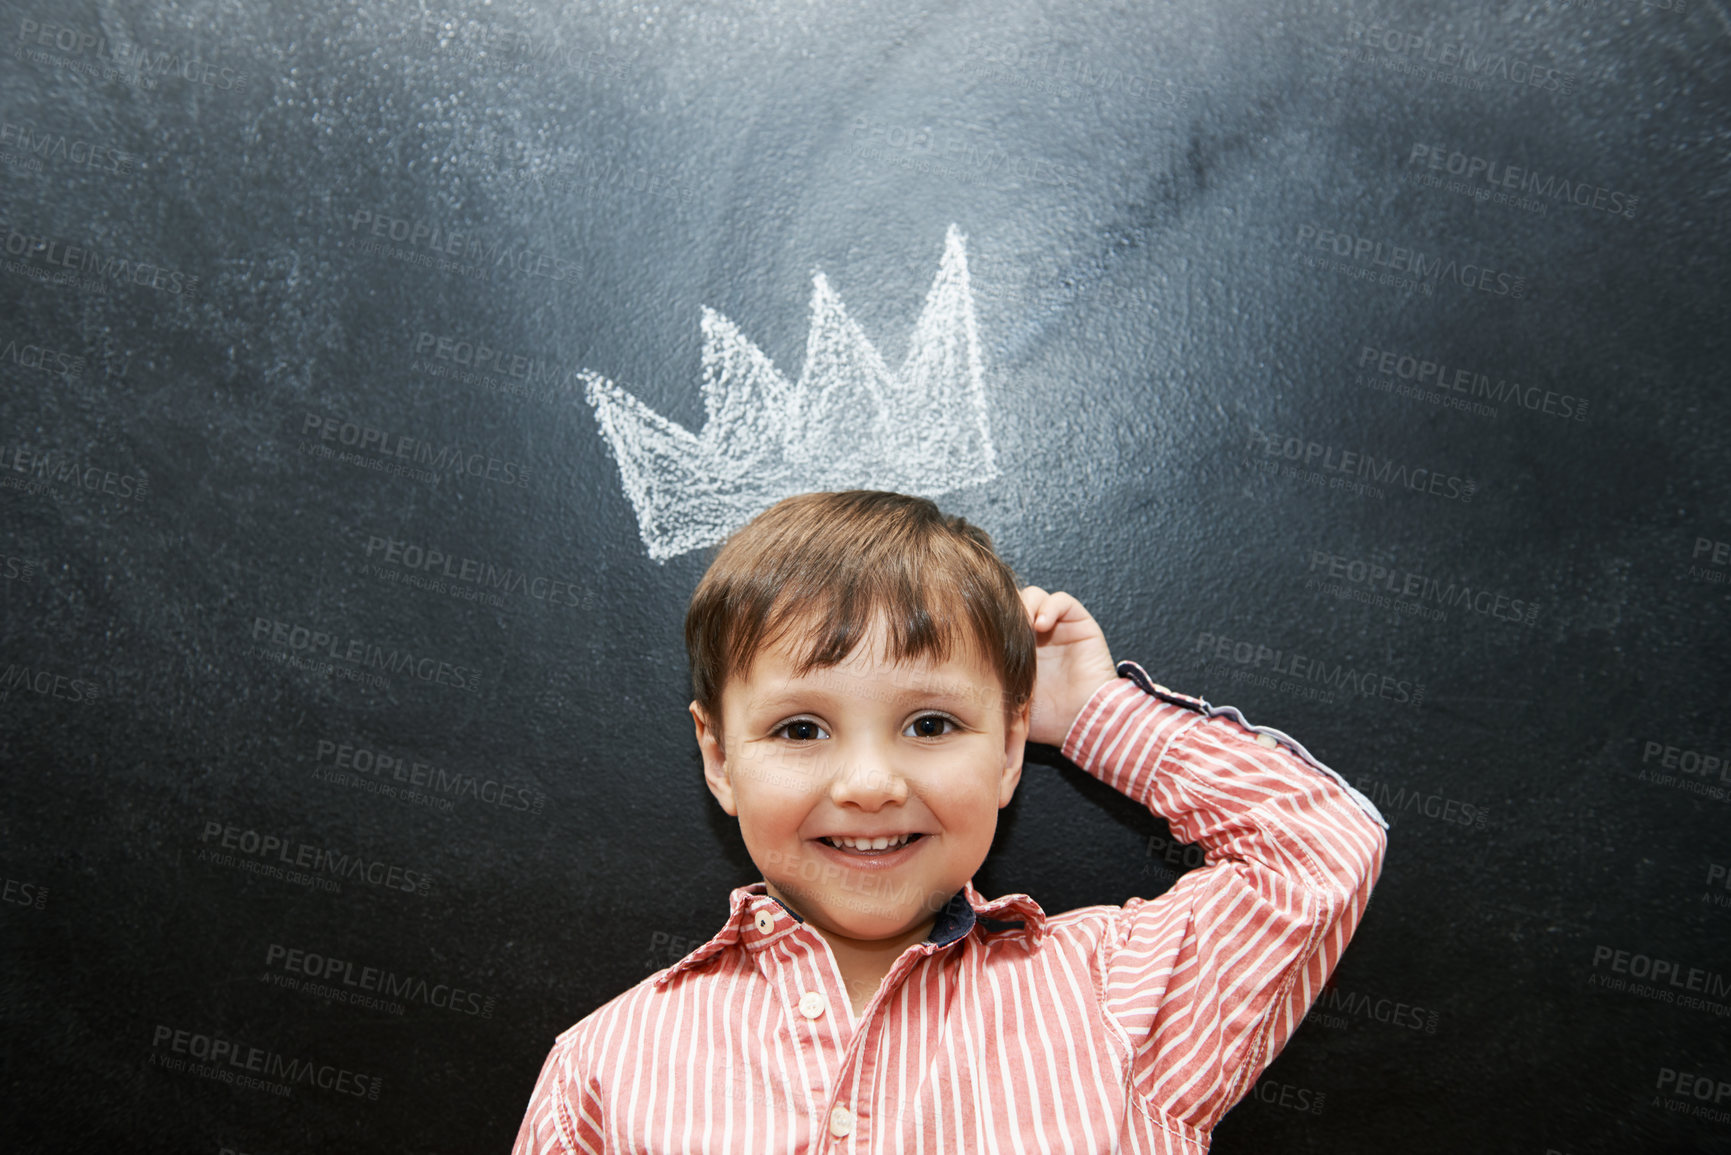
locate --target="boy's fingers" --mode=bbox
[1039,593,1096,633]
[1032,590,1069,630]
[1023,586,1094,633]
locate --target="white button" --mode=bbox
[829,1105,854,1138]
[1255,732,1280,749]
[754,910,775,934]
[799,991,826,1019]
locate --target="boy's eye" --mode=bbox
[905,714,958,739]
[771,715,957,741]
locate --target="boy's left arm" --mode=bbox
[1060,659,1390,1135]
[511,1031,605,1155]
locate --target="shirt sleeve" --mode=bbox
[1059,659,1389,1133]
[511,1032,606,1155]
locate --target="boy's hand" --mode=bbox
[1020,586,1118,748]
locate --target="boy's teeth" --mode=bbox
[828,834,914,851]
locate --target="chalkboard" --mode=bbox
[3,1,1728,1152]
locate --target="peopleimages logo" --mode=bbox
[1294,224,1527,298]
[313,738,546,815]
[1357,344,1588,423]
[1653,1067,1731,1124]
[150,1025,380,1099]
[348,207,577,284]
[0,444,147,500]
[362,534,587,609]
[412,330,566,387]
[1351,775,1488,829]
[0,331,84,375]
[1591,945,1731,1006]
[1407,143,1637,219]
[1641,741,1731,786]
[1306,548,1541,626]
[1343,19,1578,94]
[1,223,199,296]
[198,820,434,896]
[1306,978,1440,1033]
[1247,427,1477,503]
[299,410,533,490]
[3,875,48,910]
[16,19,251,89]
[1194,631,1427,706]
[0,662,102,703]
[264,943,496,1018]
[250,615,484,694]
[0,120,132,176]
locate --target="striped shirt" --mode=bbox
[511,659,1389,1153]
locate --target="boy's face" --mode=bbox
[692,612,1029,946]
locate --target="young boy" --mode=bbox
[512,490,1388,1153]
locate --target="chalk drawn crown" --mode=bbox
[582,225,998,561]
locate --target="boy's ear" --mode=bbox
[691,701,738,816]
[998,696,1031,808]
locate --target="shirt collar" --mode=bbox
[653,880,1048,987]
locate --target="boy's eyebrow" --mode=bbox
[747,676,998,712]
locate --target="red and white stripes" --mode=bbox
[512,663,1387,1153]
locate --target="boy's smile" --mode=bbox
[693,613,1029,956]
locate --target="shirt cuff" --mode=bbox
[1060,662,1203,772]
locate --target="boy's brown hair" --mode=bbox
[685,490,1036,752]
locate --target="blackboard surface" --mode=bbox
[2,1,1728,1152]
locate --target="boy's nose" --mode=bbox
[824,751,909,806]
